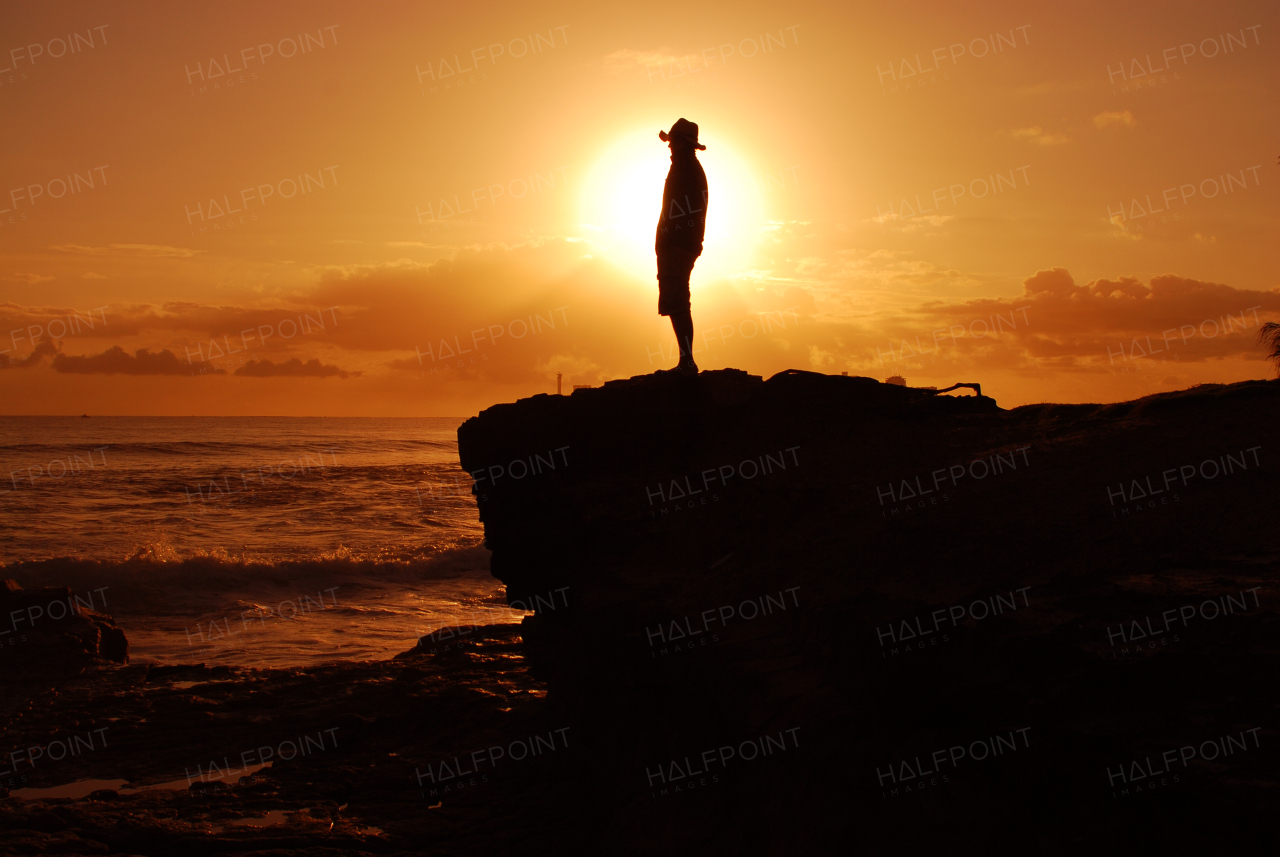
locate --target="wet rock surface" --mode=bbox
[1,581,128,676]
[1,626,589,854]
[2,371,1278,854]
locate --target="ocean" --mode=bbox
[0,416,523,668]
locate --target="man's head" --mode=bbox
[658,118,705,151]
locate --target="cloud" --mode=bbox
[868,213,955,233]
[0,301,350,349]
[1108,213,1143,241]
[1093,110,1136,130]
[599,47,681,74]
[234,358,357,379]
[50,244,204,258]
[3,272,56,284]
[868,268,1280,373]
[6,239,1274,395]
[0,304,115,348]
[81,272,109,279]
[51,346,224,375]
[1012,126,1069,146]
[4,242,594,374]
[2,335,60,369]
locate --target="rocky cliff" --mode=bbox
[458,369,1279,853]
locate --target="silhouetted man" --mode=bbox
[655,118,708,376]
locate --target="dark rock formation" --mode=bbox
[1,580,128,674]
[458,370,1279,852]
[0,626,574,850]
[1,372,1275,854]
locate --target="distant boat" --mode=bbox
[80,413,89,418]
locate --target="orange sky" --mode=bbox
[2,0,1278,415]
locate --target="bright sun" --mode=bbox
[579,129,765,286]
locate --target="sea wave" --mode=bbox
[0,439,457,454]
[0,542,495,610]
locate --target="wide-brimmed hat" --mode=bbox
[658,118,706,150]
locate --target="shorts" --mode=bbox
[656,248,697,316]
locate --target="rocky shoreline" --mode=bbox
[2,370,1277,854]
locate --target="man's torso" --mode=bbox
[656,155,708,256]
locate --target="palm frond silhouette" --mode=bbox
[1259,322,1280,377]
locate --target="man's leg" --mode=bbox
[670,311,694,366]
[655,248,698,373]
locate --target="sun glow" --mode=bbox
[579,130,765,287]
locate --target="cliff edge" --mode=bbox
[458,369,1279,853]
